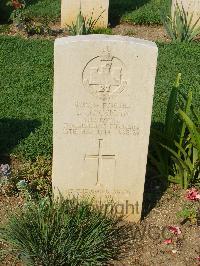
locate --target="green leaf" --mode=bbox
[179,110,200,158]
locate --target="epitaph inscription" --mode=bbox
[64,101,139,136]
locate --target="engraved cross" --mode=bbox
[85,139,116,186]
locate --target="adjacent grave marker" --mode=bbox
[172,0,200,28]
[53,35,158,222]
[61,0,109,28]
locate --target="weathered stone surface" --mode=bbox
[53,35,158,221]
[61,0,109,28]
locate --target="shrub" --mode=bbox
[0,197,125,265]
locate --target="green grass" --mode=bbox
[110,0,170,25]
[0,36,53,159]
[154,43,200,123]
[17,0,170,25]
[0,36,199,160]
[23,0,60,23]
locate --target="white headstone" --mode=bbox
[61,0,109,28]
[53,35,158,222]
[172,0,200,28]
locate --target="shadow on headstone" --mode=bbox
[142,122,168,219]
[109,0,150,26]
[0,118,41,161]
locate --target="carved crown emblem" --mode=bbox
[82,47,127,101]
[100,47,113,62]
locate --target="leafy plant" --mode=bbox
[177,207,197,224]
[150,74,200,188]
[0,196,125,265]
[163,93,200,188]
[67,9,105,35]
[24,22,51,35]
[0,157,52,197]
[161,3,200,42]
[177,195,200,225]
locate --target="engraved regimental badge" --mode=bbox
[82,47,127,100]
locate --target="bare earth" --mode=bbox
[2,23,170,43]
[112,23,170,43]
[110,187,200,266]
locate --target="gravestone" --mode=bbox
[61,0,109,28]
[172,0,200,28]
[53,35,158,222]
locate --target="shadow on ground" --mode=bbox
[141,122,168,219]
[0,0,13,23]
[109,0,150,26]
[0,118,41,162]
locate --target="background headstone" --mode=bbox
[61,0,109,28]
[172,0,200,28]
[53,35,158,222]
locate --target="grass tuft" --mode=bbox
[0,196,126,265]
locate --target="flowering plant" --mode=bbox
[185,188,200,201]
[7,0,25,9]
[11,0,24,9]
[7,0,26,25]
[0,164,11,177]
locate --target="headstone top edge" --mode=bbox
[54,35,158,49]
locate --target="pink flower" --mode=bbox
[168,226,182,235]
[164,239,172,244]
[186,188,200,201]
